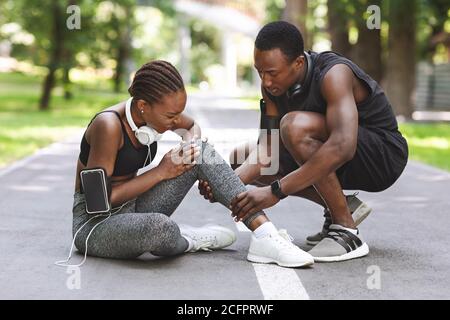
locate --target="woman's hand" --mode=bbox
[157,141,201,180]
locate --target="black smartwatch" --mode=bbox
[271,180,288,200]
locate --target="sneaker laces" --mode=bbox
[193,240,214,252]
[275,230,298,250]
[278,229,294,242]
[191,235,217,252]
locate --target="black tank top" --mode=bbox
[79,110,157,176]
[265,51,407,153]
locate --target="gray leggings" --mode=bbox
[72,141,264,259]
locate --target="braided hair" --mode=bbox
[128,60,185,104]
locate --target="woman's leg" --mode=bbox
[135,141,266,228]
[73,210,188,259]
[196,141,266,227]
[135,166,198,216]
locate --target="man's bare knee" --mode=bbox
[280,112,328,148]
[280,112,310,148]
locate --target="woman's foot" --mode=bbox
[247,229,314,268]
[180,224,237,252]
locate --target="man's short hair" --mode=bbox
[255,21,304,62]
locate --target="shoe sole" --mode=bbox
[306,203,372,246]
[312,243,370,263]
[247,254,314,268]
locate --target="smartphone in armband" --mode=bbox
[80,167,111,214]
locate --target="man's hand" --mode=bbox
[230,186,279,222]
[198,179,216,203]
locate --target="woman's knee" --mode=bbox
[145,213,185,256]
[135,213,175,233]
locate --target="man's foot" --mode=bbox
[306,194,372,246]
[180,224,236,252]
[308,224,369,262]
[247,229,314,268]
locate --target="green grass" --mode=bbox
[399,123,450,172]
[0,72,449,172]
[0,72,127,168]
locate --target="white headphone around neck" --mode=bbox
[125,97,162,146]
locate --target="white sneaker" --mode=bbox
[180,224,237,252]
[247,229,314,268]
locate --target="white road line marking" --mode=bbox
[236,221,309,300]
[252,264,310,300]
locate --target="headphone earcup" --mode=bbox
[287,83,302,102]
[287,52,313,103]
[135,126,159,146]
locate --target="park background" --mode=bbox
[0,0,449,171]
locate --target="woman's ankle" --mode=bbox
[248,214,269,231]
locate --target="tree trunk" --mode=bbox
[63,64,73,100]
[62,46,73,100]
[113,6,132,93]
[282,0,309,49]
[39,2,64,110]
[386,0,417,118]
[114,43,126,93]
[327,0,352,58]
[354,0,382,82]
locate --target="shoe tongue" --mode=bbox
[277,229,293,241]
[329,224,358,235]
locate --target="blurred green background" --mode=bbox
[0,0,449,170]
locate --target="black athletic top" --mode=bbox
[79,110,157,176]
[264,50,407,154]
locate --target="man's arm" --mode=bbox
[280,64,358,195]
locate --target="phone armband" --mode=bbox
[80,167,111,214]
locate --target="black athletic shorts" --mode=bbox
[279,126,409,192]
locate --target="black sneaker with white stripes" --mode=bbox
[308,224,369,262]
[306,193,372,246]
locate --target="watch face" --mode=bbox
[271,180,279,192]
